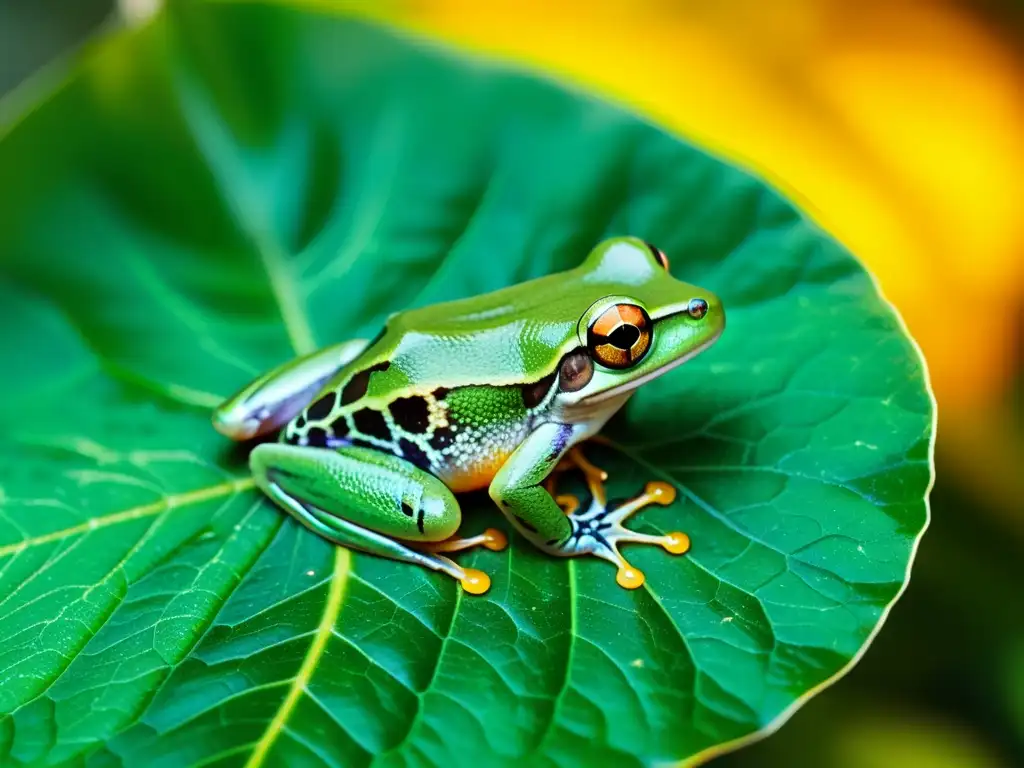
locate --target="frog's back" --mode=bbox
[279,272,578,490]
[327,242,684,396]
[366,269,592,394]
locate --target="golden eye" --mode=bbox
[587,303,652,369]
[644,241,670,270]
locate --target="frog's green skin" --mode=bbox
[213,237,724,594]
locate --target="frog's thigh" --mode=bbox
[250,443,493,594]
[251,443,459,542]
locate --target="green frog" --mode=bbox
[213,237,725,595]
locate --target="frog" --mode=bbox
[213,236,725,595]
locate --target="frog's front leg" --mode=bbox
[490,425,689,590]
[250,443,504,594]
[213,339,369,441]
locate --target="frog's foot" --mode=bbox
[544,446,610,515]
[565,476,690,590]
[415,528,508,554]
[427,556,494,596]
[410,529,507,594]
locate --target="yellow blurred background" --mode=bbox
[344,0,1024,519]
[2,0,1021,764]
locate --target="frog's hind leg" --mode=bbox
[250,442,500,595]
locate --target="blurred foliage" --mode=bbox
[0,0,1021,766]
[0,0,113,95]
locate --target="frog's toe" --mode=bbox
[662,531,691,555]
[482,528,509,551]
[616,564,646,590]
[585,527,690,591]
[459,568,492,595]
[416,527,508,554]
[423,554,493,595]
[554,494,580,516]
[604,481,676,524]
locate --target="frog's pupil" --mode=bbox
[608,324,641,350]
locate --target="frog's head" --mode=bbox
[552,236,725,415]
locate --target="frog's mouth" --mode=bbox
[578,331,723,408]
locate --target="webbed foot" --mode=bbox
[550,447,690,589]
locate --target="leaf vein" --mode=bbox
[243,547,350,768]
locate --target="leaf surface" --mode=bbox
[0,3,932,766]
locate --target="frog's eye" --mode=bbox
[588,303,652,369]
[644,241,670,271]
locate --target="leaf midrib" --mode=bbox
[157,46,362,763]
[244,547,350,768]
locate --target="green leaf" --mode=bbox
[0,2,933,766]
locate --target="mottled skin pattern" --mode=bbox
[285,374,548,493]
[213,237,726,594]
